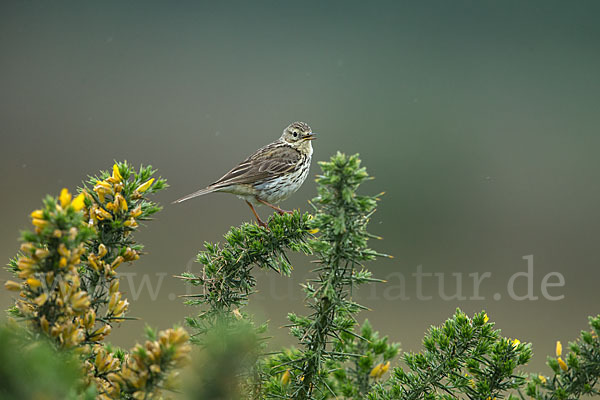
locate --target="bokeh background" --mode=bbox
[1,0,599,374]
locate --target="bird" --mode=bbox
[173,121,316,227]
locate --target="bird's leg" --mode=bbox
[246,201,268,228]
[257,198,293,215]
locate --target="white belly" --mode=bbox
[253,155,311,204]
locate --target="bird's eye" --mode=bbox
[293,132,298,137]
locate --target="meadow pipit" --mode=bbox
[173,122,316,227]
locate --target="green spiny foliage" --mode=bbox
[286,152,388,400]
[525,315,600,399]
[330,319,400,399]
[369,309,532,400]
[80,161,167,325]
[181,211,313,339]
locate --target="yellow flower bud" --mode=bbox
[135,178,154,193]
[89,324,112,341]
[20,243,35,254]
[109,279,119,295]
[52,229,62,238]
[112,299,128,315]
[107,372,125,387]
[4,280,22,291]
[30,209,44,219]
[483,313,489,323]
[370,363,383,379]
[88,255,100,272]
[133,391,146,400]
[308,228,319,234]
[123,247,139,261]
[380,361,390,375]
[558,357,568,371]
[59,257,68,268]
[97,243,108,258]
[34,293,48,306]
[84,309,96,330]
[124,218,138,228]
[45,272,54,286]
[71,193,86,211]
[108,292,121,311]
[130,205,142,218]
[32,218,48,228]
[150,364,161,374]
[59,188,72,207]
[17,257,35,268]
[114,193,128,212]
[58,243,70,258]
[111,256,124,269]
[281,369,291,385]
[112,164,123,182]
[538,375,547,384]
[71,291,91,312]
[95,207,113,220]
[26,278,42,289]
[35,248,50,259]
[511,338,520,348]
[555,340,562,357]
[40,315,49,332]
[95,181,112,190]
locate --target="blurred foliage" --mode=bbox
[184,319,261,400]
[0,322,95,400]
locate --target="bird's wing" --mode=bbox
[211,142,301,188]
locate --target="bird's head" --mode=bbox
[281,122,316,151]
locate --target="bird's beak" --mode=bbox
[303,132,317,141]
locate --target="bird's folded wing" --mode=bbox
[211,143,301,188]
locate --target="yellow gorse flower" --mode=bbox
[370,361,390,379]
[71,193,85,211]
[59,188,72,208]
[557,357,568,371]
[281,369,291,385]
[483,313,489,323]
[538,375,547,384]
[112,164,123,182]
[511,338,521,348]
[26,278,42,289]
[555,340,562,357]
[30,209,44,219]
[308,228,319,234]
[4,280,22,291]
[135,178,154,193]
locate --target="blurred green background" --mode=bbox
[1,0,599,373]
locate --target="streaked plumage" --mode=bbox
[174,121,316,226]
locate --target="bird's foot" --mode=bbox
[257,199,293,215]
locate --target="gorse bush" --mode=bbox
[3,154,600,400]
[5,162,190,400]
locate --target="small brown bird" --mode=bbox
[173,122,316,227]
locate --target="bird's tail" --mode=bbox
[172,187,216,204]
